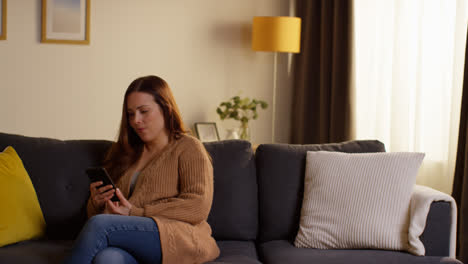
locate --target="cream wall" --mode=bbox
[0,0,295,143]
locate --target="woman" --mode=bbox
[64,75,220,264]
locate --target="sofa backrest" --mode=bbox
[204,140,258,241]
[255,140,386,243]
[0,132,112,240]
[0,132,258,241]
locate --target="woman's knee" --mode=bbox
[85,214,115,233]
[93,247,138,264]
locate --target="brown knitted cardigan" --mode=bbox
[87,134,220,264]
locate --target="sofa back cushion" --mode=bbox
[0,133,258,241]
[204,140,257,241]
[0,133,111,240]
[255,140,386,243]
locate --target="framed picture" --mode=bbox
[41,0,90,45]
[194,122,220,142]
[0,0,6,40]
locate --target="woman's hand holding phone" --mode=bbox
[90,181,116,211]
[86,167,133,215]
[103,188,133,216]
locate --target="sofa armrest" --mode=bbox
[408,185,457,257]
[420,201,452,256]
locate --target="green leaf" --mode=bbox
[217,95,268,124]
[229,111,237,118]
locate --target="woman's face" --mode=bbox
[126,92,168,144]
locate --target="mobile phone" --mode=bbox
[85,167,119,202]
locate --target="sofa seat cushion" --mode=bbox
[207,240,261,264]
[0,239,73,264]
[259,240,462,264]
[1,240,261,264]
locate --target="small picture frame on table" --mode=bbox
[194,122,220,142]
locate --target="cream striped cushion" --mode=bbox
[294,151,424,252]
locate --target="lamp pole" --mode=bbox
[252,16,301,143]
[272,52,278,143]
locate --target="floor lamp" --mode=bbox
[252,16,301,143]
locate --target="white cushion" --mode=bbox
[294,151,424,252]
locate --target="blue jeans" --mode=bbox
[63,214,162,264]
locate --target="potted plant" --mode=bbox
[216,96,268,140]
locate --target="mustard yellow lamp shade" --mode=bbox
[252,16,302,53]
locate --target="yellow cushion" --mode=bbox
[0,146,46,247]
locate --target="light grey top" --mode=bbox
[128,171,141,198]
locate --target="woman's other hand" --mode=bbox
[90,181,115,211]
[103,188,133,216]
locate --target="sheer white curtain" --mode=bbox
[353,0,468,194]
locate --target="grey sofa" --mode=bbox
[0,132,461,264]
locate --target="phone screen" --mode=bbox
[85,167,119,202]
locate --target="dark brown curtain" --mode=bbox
[291,0,353,144]
[453,30,468,263]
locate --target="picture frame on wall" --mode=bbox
[0,0,6,40]
[41,0,90,45]
[194,122,220,142]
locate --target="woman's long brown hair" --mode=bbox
[103,75,187,182]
